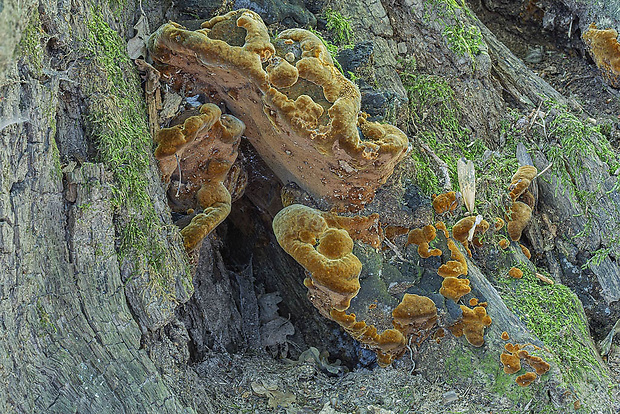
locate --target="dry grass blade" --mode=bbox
[458,157,476,214]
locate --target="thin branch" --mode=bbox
[418,140,452,191]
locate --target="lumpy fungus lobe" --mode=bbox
[520,244,531,259]
[498,238,510,249]
[452,215,489,256]
[148,9,408,211]
[582,23,620,88]
[440,277,471,302]
[273,204,437,366]
[272,204,364,314]
[438,239,468,278]
[432,191,459,215]
[508,267,523,279]
[459,304,492,347]
[406,225,442,258]
[506,165,537,241]
[154,103,245,251]
[516,372,537,387]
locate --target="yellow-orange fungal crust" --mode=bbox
[148,10,409,211]
[506,201,532,241]
[407,225,442,258]
[459,304,492,347]
[494,217,505,231]
[154,103,245,251]
[452,216,489,256]
[438,239,468,278]
[508,267,524,279]
[435,221,450,239]
[329,293,437,367]
[272,204,368,314]
[508,165,537,201]
[330,309,406,368]
[516,371,537,387]
[583,23,620,88]
[469,298,479,307]
[501,331,510,340]
[520,244,531,259]
[432,191,458,214]
[440,277,471,302]
[391,294,438,342]
[498,238,510,249]
[500,352,522,374]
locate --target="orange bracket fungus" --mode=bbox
[582,23,620,88]
[406,225,442,258]
[440,277,471,302]
[498,238,510,249]
[272,204,364,314]
[432,191,459,215]
[508,267,524,279]
[438,239,468,278]
[459,304,492,347]
[154,103,244,251]
[148,9,409,211]
[516,372,538,387]
[520,244,531,259]
[500,342,550,386]
[452,215,489,256]
[508,165,537,201]
[506,165,536,241]
[273,204,438,366]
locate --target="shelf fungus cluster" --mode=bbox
[148,9,408,212]
[583,23,620,88]
[273,204,438,366]
[500,333,550,387]
[154,103,245,252]
[506,165,537,242]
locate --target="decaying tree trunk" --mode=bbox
[1,0,619,412]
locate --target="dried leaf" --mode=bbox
[127,15,150,60]
[457,157,476,214]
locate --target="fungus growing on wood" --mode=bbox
[440,277,471,302]
[469,298,479,307]
[520,244,531,259]
[435,221,450,239]
[500,350,522,374]
[494,217,505,231]
[508,165,537,201]
[582,23,620,88]
[508,267,523,279]
[148,9,409,211]
[330,309,406,367]
[459,304,492,347]
[501,331,510,340]
[498,238,510,249]
[154,103,244,251]
[452,215,489,256]
[516,372,537,387]
[500,342,550,385]
[506,201,532,241]
[272,204,366,314]
[406,225,442,258]
[391,294,438,341]
[438,239,468,278]
[329,293,437,367]
[432,191,459,214]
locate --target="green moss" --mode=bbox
[82,10,185,297]
[498,266,607,390]
[422,0,483,70]
[323,9,353,45]
[400,73,518,217]
[18,9,44,76]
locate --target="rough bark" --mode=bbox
[1,0,619,412]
